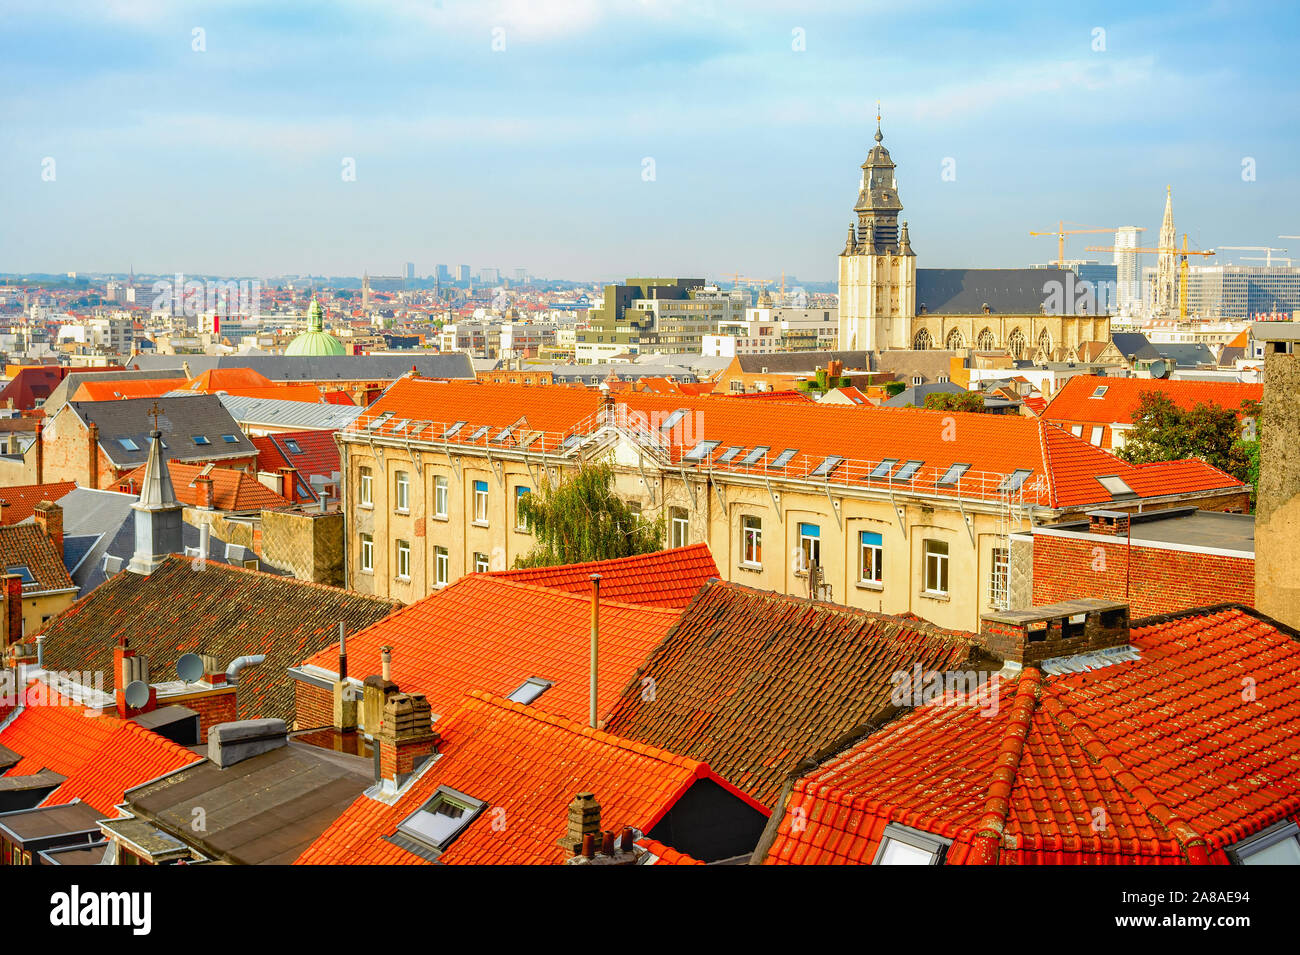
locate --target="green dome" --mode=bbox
[286,298,345,356]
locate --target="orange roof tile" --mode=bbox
[295,690,766,865]
[1,687,200,816]
[350,379,1243,511]
[184,368,274,392]
[487,544,718,609]
[0,481,78,525]
[72,379,183,402]
[762,606,1300,865]
[1043,375,1262,427]
[635,837,704,864]
[301,574,678,725]
[0,523,75,593]
[116,461,289,511]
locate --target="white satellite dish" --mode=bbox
[177,652,204,684]
[124,680,150,709]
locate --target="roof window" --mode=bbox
[872,822,951,866]
[507,677,553,705]
[396,787,486,854]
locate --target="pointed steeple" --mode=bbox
[127,414,183,576]
[899,221,915,257]
[842,223,858,256]
[1155,185,1177,313]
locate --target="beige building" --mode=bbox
[339,380,1248,630]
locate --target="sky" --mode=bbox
[1,0,1296,282]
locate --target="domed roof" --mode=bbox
[286,298,345,357]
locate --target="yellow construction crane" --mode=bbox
[1086,233,1215,320]
[1030,222,1146,268]
[725,272,773,288]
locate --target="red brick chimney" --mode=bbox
[1087,510,1130,537]
[33,500,62,554]
[1,573,23,650]
[34,421,43,485]
[279,467,299,504]
[87,421,99,490]
[828,359,843,379]
[194,475,215,509]
[377,692,438,786]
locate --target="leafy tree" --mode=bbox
[514,458,665,568]
[1115,392,1260,501]
[923,391,986,413]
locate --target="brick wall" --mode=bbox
[294,679,333,731]
[1032,534,1254,618]
[166,688,238,742]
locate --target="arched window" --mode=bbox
[976,327,996,352]
[1007,328,1026,360]
[1038,328,1053,356]
[913,328,934,350]
[945,328,965,350]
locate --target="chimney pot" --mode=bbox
[601,831,616,856]
[582,833,596,859]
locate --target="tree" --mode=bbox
[513,458,666,568]
[923,391,986,413]
[1115,392,1260,501]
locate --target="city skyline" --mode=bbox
[2,1,1297,279]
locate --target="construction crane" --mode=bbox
[1030,222,1145,268]
[725,273,772,290]
[1086,233,1215,320]
[1218,246,1287,267]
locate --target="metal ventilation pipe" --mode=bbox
[226,655,266,685]
[589,574,602,729]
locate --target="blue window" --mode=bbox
[798,523,821,571]
[860,531,883,584]
[515,486,532,531]
[473,480,489,523]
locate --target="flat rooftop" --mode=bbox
[1039,507,1255,555]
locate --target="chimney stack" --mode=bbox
[194,475,215,510]
[1,573,23,651]
[33,501,62,554]
[1254,324,1300,629]
[979,598,1130,667]
[376,692,438,787]
[560,793,602,856]
[362,645,398,737]
[279,467,299,504]
[1087,509,1130,537]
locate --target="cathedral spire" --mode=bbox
[127,410,183,576]
[1155,185,1177,313]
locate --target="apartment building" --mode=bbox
[339,379,1246,630]
[576,279,747,363]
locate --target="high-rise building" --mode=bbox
[457,265,470,283]
[437,264,451,283]
[1113,226,1143,316]
[1184,265,1300,321]
[480,267,500,285]
[405,262,415,281]
[514,268,527,284]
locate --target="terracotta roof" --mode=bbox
[0,367,67,411]
[602,580,982,806]
[116,461,290,512]
[184,368,274,392]
[300,574,678,725]
[0,481,78,525]
[635,836,704,864]
[487,544,718,609]
[36,556,398,723]
[0,523,75,594]
[72,379,181,402]
[351,379,1244,511]
[295,690,766,865]
[249,430,341,488]
[1042,375,1262,427]
[0,686,200,816]
[761,605,1300,865]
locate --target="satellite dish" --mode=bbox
[124,680,150,709]
[1150,359,1169,379]
[177,652,204,684]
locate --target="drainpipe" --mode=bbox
[589,574,601,728]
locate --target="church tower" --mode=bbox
[838,112,917,352]
[1154,186,1177,314]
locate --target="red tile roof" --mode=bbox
[1,686,200,816]
[294,690,766,865]
[0,481,78,525]
[0,523,75,594]
[249,430,341,487]
[116,461,289,511]
[603,581,981,806]
[72,379,182,402]
[350,379,1244,511]
[300,574,679,725]
[761,606,1300,865]
[184,368,274,392]
[1043,375,1262,427]
[635,836,704,864]
[487,544,718,609]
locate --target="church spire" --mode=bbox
[1155,185,1177,313]
[127,406,183,576]
[853,106,904,254]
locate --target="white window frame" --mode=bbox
[360,534,374,573]
[473,480,489,525]
[359,468,373,507]
[741,515,762,567]
[798,522,821,572]
[435,546,449,587]
[1088,426,1104,446]
[515,486,531,532]
[395,540,411,580]
[474,552,490,573]
[395,470,410,512]
[923,539,949,596]
[670,507,689,549]
[989,547,1009,609]
[434,476,448,519]
[872,822,951,865]
[859,531,883,585]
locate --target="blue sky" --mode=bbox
[1,0,1296,282]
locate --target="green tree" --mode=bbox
[1115,392,1260,501]
[514,458,665,568]
[923,391,986,413]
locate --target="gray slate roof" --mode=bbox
[1110,332,1161,363]
[916,268,1098,315]
[217,394,364,431]
[1151,342,1216,368]
[68,394,256,468]
[734,350,874,374]
[129,353,474,381]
